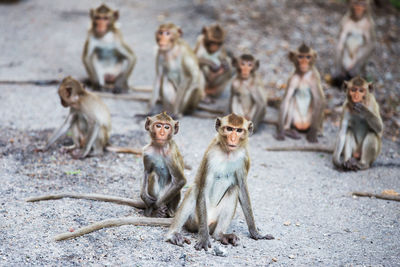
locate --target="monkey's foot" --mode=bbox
[154,205,169,218]
[194,237,212,251]
[306,131,319,143]
[275,131,286,141]
[250,231,275,240]
[217,233,239,246]
[60,144,77,153]
[167,232,191,247]
[343,158,360,171]
[284,129,301,140]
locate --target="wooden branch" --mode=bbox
[352,192,400,202]
[197,104,225,115]
[129,86,152,93]
[0,79,60,86]
[95,92,150,102]
[265,145,334,153]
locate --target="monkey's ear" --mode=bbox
[174,121,179,135]
[288,51,296,63]
[90,9,95,19]
[177,27,183,37]
[342,80,349,91]
[368,82,374,93]
[113,10,119,21]
[215,117,222,132]
[202,26,207,35]
[145,117,151,131]
[247,121,254,136]
[232,57,238,68]
[312,50,318,60]
[254,60,260,72]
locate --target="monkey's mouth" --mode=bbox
[227,144,237,149]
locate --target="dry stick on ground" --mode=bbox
[0,79,60,86]
[54,217,173,241]
[106,146,142,155]
[265,145,334,153]
[26,193,146,209]
[95,92,150,101]
[129,86,152,93]
[352,192,400,202]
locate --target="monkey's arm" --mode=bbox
[278,76,297,133]
[116,38,137,79]
[155,151,186,208]
[249,84,267,120]
[308,72,325,142]
[141,155,156,207]
[353,102,383,135]
[333,110,350,168]
[80,122,101,158]
[42,113,76,150]
[237,161,274,240]
[148,54,163,112]
[348,28,375,75]
[82,39,99,84]
[230,86,245,116]
[336,18,349,66]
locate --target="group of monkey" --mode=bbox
[28,0,384,250]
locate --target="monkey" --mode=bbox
[82,4,136,94]
[230,54,267,132]
[276,44,325,143]
[148,23,205,118]
[332,76,383,171]
[166,114,274,250]
[194,24,234,102]
[141,112,187,218]
[36,76,112,159]
[332,0,376,87]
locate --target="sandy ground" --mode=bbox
[0,0,399,266]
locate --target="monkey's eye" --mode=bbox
[359,88,365,93]
[351,87,357,92]
[236,128,243,133]
[226,127,233,132]
[165,31,170,36]
[306,55,311,59]
[156,124,162,128]
[298,55,305,59]
[158,30,163,35]
[164,125,170,130]
[247,62,253,67]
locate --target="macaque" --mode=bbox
[230,54,267,132]
[333,0,376,86]
[148,23,205,117]
[333,76,382,171]
[82,4,136,94]
[194,24,234,102]
[142,112,187,217]
[276,44,325,143]
[37,76,111,159]
[166,114,274,250]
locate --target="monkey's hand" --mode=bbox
[140,192,156,208]
[352,102,369,116]
[306,129,319,143]
[250,230,275,240]
[71,149,84,159]
[194,236,212,251]
[154,205,168,218]
[166,232,191,247]
[275,131,285,141]
[343,158,360,171]
[219,233,239,246]
[210,63,221,73]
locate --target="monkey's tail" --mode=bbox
[106,146,142,155]
[26,193,146,209]
[265,146,334,153]
[54,217,173,241]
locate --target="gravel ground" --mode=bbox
[0,0,399,266]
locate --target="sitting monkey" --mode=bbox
[333,76,383,171]
[194,24,234,102]
[230,54,267,132]
[82,4,136,93]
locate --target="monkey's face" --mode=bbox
[352,1,366,20]
[239,60,254,79]
[205,40,221,54]
[297,53,312,73]
[222,125,245,151]
[157,29,174,51]
[349,86,366,103]
[94,15,110,37]
[152,122,173,145]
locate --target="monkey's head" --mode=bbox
[156,23,182,52]
[145,112,179,146]
[202,24,225,54]
[90,4,118,38]
[233,54,260,80]
[350,0,369,21]
[344,76,373,104]
[289,43,317,74]
[58,76,86,109]
[216,114,253,152]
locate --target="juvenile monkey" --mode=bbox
[333,0,376,86]
[333,76,383,171]
[276,44,325,143]
[37,76,111,159]
[230,54,267,132]
[82,4,136,93]
[194,24,234,101]
[148,23,205,117]
[142,112,187,217]
[166,114,274,250]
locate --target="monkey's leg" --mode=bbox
[358,133,380,170]
[211,185,239,246]
[343,130,356,162]
[181,88,202,115]
[166,192,181,218]
[26,193,146,209]
[54,217,172,241]
[284,99,301,139]
[161,80,176,115]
